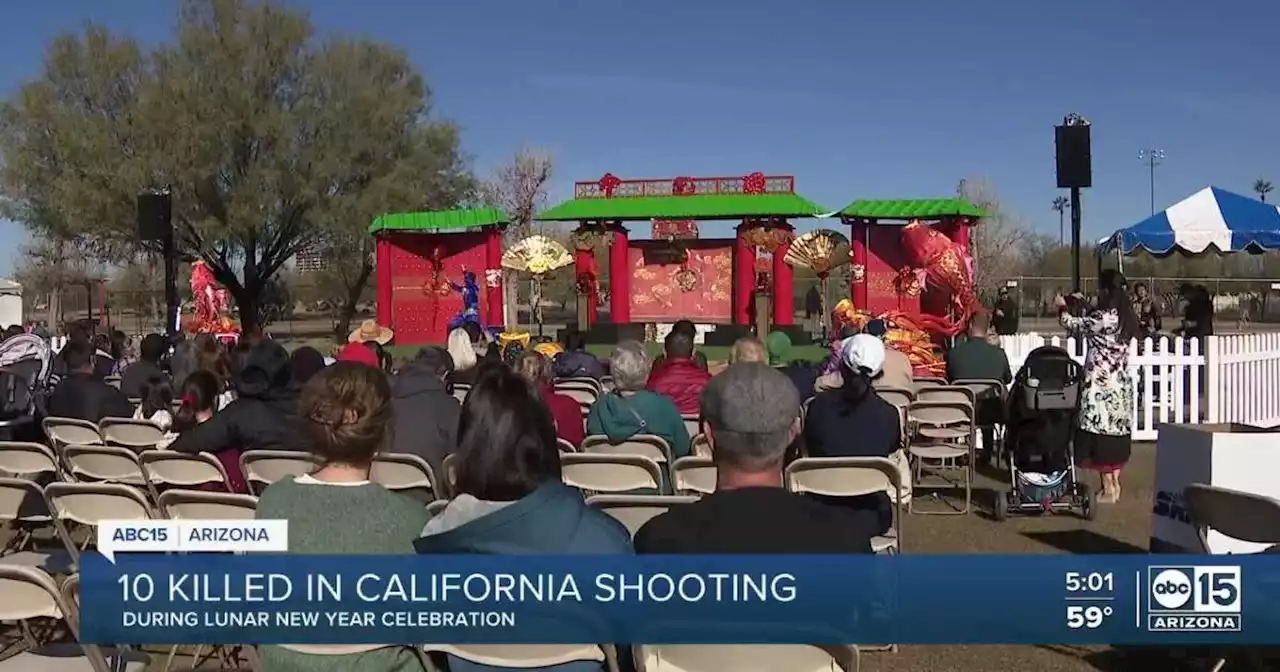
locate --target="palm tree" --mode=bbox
[1051,196,1069,245]
[1254,179,1273,203]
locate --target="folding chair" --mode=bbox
[557,377,603,394]
[41,417,102,450]
[557,438,579,453]
[690,434,712,458]
[422,644,618,672]
[914,386,976,408]
[44,482,154,568]
[451,383,471,404]
[556,385,599,406]
[426,499,450,516]
[586,494,698,537]
[910,377,947,393]
[0,566,150,671]
[1185,483,1280,552]
[875,387,914,409]
[680,415,701,440]
[951,378,1008,463]
[560,454,663,495]
[61,445,147,487]
[786,457,903,554]
[99,417,166,450]
[239,450,321,494]
[580,434,673,465]
[906,401,974,515]
[370,453,437,502]
[0,477,69,572]
[139,450,232,501]
[0,441,61,481]
[634,644,857,672]
[157,490,259,521]
[671,456,716,495]
[440,453,459,498]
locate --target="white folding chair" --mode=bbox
[139,451,232,501]
[0,441,61,481]
[41,417,103,450]
[1185,483,1280,553]
[560,454,663,495]
[557,376,603,394]
[422,644,618,672]
[671,456,716,496]
[906,401,975,515]
[680,415,701,440]
[99,417,166,450]
[586,494,698,537]
[910,377,947,393]
[557,438,579,453]
[451,383,471,404]
[0,477,64,569]
[440,453,459,498]
[61,445,147,487]
[239,450,321,494]
[370,453,437,501]
[556,385,599,406]
[634,644,857,672]
[875,387,914,409]
[690,434,712,458]
[44,482,154,567]
[580,434,673,465]
[157,490,259,521]
[786,457,903,554]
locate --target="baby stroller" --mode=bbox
[0,334,54,440]
[993,345,1096,521]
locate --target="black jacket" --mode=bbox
[553,350,606,380]
[120,360,168,398]
[47,373,135,424]
[390,365,460,476]
[168,386,305,454]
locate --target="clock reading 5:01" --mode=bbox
[1065,572,1115,593]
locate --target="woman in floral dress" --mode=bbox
[1055,269,1140,503]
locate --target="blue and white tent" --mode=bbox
[1100,187,1280,255]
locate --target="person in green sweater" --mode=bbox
[587,340,691,459]
[255,362,429,672]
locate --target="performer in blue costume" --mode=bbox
[448,271,483,331]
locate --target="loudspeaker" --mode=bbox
[137,190,172,241]
[1055,125,1092,188]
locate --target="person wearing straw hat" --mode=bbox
[349,320,394,346]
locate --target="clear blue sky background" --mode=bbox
[1,0,1276,276]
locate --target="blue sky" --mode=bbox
[1,0,1277,275]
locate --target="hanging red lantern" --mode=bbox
[598,173,621,197]
[743,172,767,194]
[672,176,696,196]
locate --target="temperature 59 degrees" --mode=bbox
[1066,605,1113,629]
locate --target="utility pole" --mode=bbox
[1138,149,1165,215]
[1052,196,1069,246]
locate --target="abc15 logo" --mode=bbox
[1148,566,1241,613]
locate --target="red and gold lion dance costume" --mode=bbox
[831,300,946,377]
[187,260,240,334]
[893,219,982,338]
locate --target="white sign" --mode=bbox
[97,520,288,562]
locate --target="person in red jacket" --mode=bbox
[515,350,585,448]
[646,330,711,415]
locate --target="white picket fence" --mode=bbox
[999,332,1280,440]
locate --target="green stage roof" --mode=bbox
[538,193,828,222]
[839,198,984,220]
[369,207,508,234]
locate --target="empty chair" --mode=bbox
[370,453,437,501]
[587,494,698,537]
[635,644,857,672]
[61,445,147,486]
[239,450,321,494]
[44,482,153,566]
[906,401,975,515]
[560,454,663,494]
[1185,483,1280,553]
[786,457,903,554]
[158,490,259,521]
[910,377,947,392]
[139,451,231,500]
[0,441,60,481]
[0,477,57,564]
[41,417,102,449]
[671,456,716,495]
[99,417,167,450]
[581,434,673,464]
[422,644,618,672]
[915,385,976,409]
[875,387,914,409]
[680,415,701,439]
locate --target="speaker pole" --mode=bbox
[163,229,179,339]
[1070,186,1083,294]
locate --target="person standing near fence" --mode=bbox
[1054,269,1139,504]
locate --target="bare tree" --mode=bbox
[958,177,1031,300]
[478,148,554,326]
[13,237,104,327]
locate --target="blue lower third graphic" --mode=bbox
[1147,565,1243,632]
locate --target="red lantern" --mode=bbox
[743,172,767,194]
[598,173,621,197]
[672,176,695,196]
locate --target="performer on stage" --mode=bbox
[448,271,483,331]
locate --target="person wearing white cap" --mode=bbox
[802,334,901,537]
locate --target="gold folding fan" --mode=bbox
[784,229,851,332]
[501,235,574,334]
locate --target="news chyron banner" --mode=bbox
[84,519,1280,645]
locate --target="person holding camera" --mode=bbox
[1053,269,1140,504]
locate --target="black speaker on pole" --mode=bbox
[1055,125,1092,189]
[137,190,173,241]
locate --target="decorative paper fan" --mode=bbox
[784,229,850,278]
[501,235,573,275]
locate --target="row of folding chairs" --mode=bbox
[42,416,169,451]
[452,376,611,407]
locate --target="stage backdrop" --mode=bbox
[387,231,489,345]
[629,240,733,324]
[865,224,923,317]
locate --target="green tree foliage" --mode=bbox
[0,0,473,335]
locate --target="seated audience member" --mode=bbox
[172,371,220,433]
[364,340,394,373]
[288,346,327,385]
[814,324,862,393]
[635,363,874,554]
[446,327,481,385]
[803,336,899,537]
[335,342,380,368]
[587,341,690,459]
[390,346,460,476]
[945,313,1012,385]
[863,319,914,389]
[108,330,132,376]
[516,351,584,448]
[168,340,305,454]
[54,326,113,381]
[47,340,135,423]
[257,362,429,672]
[133,376,175,431]
[121,334,169,398]
[730,336,767,364]
[462,321,500,363]
[766,331,820,402]
[415,368,630,672]
[646,331,711,415]
[652,320,709,371]
[91,333,116,380]
[553,329,606,380]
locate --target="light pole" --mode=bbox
[1051,196,1069,245]
[1138,148,1165,215]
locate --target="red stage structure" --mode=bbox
[370,209,507,345]
[539,173,825,341]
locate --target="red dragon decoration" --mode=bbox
[187,260,239,335]
[893,220,982,337]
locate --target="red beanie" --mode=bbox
[336,343,379,368]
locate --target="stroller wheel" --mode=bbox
[1080,484,1098,521]
[993,491,1009,521]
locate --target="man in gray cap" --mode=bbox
[634,363,873,554]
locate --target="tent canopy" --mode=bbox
[1100,187,1280,256]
